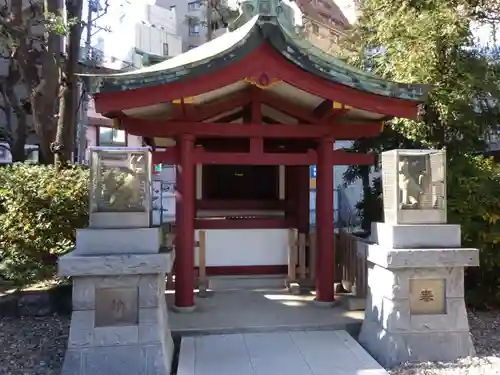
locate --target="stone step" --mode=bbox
[176,330,389,375]
[206,275,287,291]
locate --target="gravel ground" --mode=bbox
[0,311,499,375]
[389,311,500,375]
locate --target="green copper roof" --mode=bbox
[86,0,430,103]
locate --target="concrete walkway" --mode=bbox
[177,330,388,375]
[167,289,364,335]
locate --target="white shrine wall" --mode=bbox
[194,228,289,268]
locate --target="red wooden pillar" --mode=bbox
[315,138,334,303]
[296,166,310,235]
[174,134,196,310]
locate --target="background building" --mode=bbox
[79,0,183,162]
[156,0,234,51]
[296,0,351,55]
[85,0,182,70]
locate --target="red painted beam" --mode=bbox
[94,44,421,119]
[197,199,286,211]
[152,147,178,164]
[122,118,382,140]
[152,147,374,166]
[202,265,288,276]
[94,46,265,114]
[258,45,420,119]
[193,149,316,165]
[250,87,262,123]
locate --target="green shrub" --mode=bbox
[447,154,500,308]
[0,163,89,286]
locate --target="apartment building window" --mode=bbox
[98,127,127,146]
[312,23,320,34]
[189,20,201,36]
[162,42,169,56]
[188,1,201,11]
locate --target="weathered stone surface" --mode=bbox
[83,346,146,375]
[93,326,139,346]
[361,254,475,366]
[58,252,175,277]
[95,287,139,327]
[139,275,162,308]
[359,320,475,368]
[73,278,96,311]
[89,211,150,229]
[60,236,175,375]
[75,227,162,255]
[68,310,94,348]
[67,344,172,375]
[345,296,366,311]
[366,265,465,300]
[365,243,479,269]
[60,350,83,375]
[371,222,461,249]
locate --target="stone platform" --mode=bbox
[167,289,364,335]
[177,330,388,375]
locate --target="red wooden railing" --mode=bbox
[337,229,368,298]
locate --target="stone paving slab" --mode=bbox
[167,290,364,336]
[177,330,388,375]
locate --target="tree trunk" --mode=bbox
[5,61,27,162]
[10,0,62,164]
[54,0,84,169]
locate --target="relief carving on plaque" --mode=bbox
[409,278,446,315]
[419,289,435,303]
[95,287,139,327]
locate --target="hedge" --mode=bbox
[0,163,89,286]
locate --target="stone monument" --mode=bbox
[358,149,479,368]
[58,147,175,375]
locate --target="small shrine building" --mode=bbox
[89,0,429,310]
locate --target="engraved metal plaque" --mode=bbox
[95,287,139,327]
[409,278,446,315]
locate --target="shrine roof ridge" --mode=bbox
[82,10,431,103]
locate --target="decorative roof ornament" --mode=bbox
[231,0,296,30]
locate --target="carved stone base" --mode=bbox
[358,320,475,368]
[58,253,175,375]
[358,243,478,368]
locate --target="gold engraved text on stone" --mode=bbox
[409,278,446,315]
[419,289,434,302]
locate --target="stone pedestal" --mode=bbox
[75,227,163,255]
[358,222,479,368]
[58,251,175,375]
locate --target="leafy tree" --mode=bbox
[0,0,83,165]
[345,0,500,151]
[342,0,500,306]
[54,0,84,169]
